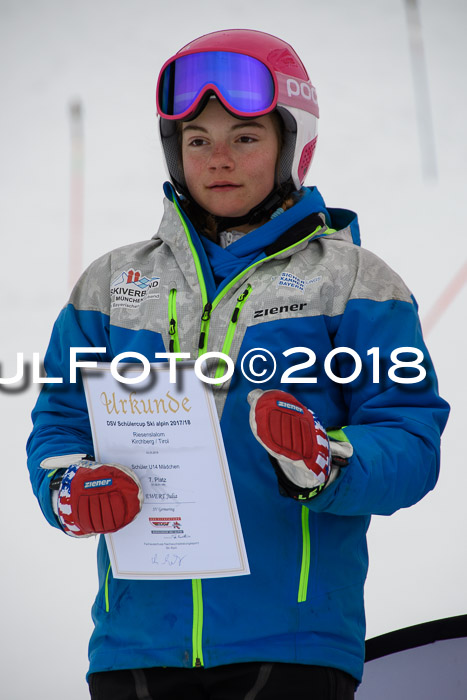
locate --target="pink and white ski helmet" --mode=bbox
[157,29,319,194]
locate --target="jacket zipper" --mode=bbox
[192,579,204,667]
[103,557,207,667]
[214,284,252,382]
[166,282,252,666]
[168,289,181,353]
[298,506,311,603]
[198,302,213,353]
[171,193,326,347]
[170,194,325,664]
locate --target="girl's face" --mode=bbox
[181,98,280,221]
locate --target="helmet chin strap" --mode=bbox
[180,181,295,235]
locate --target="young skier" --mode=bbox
[27,29,449,699]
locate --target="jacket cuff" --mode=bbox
[269,456,327,502]
[270,428,353,502]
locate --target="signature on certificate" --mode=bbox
[151,552,187,567]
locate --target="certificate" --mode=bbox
[81,363,250,580]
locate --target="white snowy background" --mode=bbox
[1,0,465,697]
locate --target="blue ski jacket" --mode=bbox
[27,184,449,682]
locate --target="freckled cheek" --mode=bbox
[245,152,276,177]
[182,155,194,174]
[249,159,277,192]
[183,160,204,193]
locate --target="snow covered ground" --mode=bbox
[1,0,465,697]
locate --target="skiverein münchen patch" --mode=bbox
[110,269,160,310]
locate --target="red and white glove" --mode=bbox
[248,389,332,501]
[41,455,143,537]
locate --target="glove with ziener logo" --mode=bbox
[40,455,143,537]
[248,389,335,501]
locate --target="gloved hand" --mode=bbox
[248,389,332,501]
[41,455,143,536]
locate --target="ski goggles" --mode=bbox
[157,51,277,120]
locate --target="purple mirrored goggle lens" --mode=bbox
[159,51,276,118]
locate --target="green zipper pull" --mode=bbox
[237,287,250,302]
[201,302,212,322]
[230,286,251,324]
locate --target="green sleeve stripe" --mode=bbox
[105,562,111,613]
[327,428,349,443]
[298,506,311,603]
